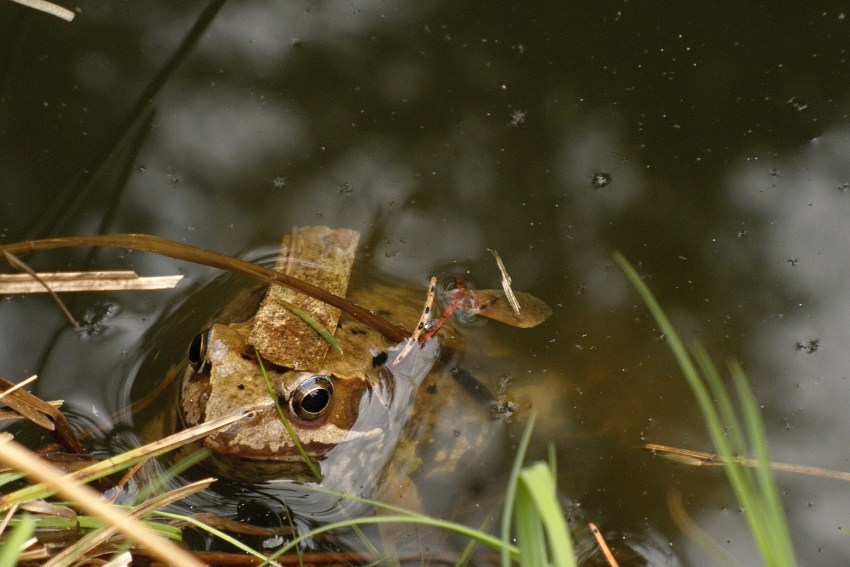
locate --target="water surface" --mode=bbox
[3,1,850,564]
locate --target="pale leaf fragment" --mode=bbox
[8,0,74,21]
[0,271,183,294]
[489,249,522,317]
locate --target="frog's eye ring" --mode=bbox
[290,375,334,421]
[188,329,211,373]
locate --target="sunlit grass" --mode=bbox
[615,252,797,567]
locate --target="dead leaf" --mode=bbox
[458,289,552,328]
[248,226,359,370]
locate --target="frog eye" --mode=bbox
[290,375,334,421]
[188,329,211,373]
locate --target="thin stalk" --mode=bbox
[256,349,322,482]
[0,234,408,341]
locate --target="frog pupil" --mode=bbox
[290,375,333,420]
[302,389,329,413]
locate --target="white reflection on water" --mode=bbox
[711,123,850,562]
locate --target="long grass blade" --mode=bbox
[518,462,575,566]
[0,513,35,567]
[514,484,546,567]
[0,234,408,341]
[0,436,205,567]
[730,361,795,562]
[615,252,796,567]
[256,349,322,482]
[500,412,537,567]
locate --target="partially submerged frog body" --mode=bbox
[177,226,549,532]
[181,283,443,487]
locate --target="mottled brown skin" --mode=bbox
[179,284,431,479]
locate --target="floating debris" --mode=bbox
[591,172,611,188]
[489,249,522,317]
[0,271,183,294]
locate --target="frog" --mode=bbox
[177,226,548,533]
[180,282,443,488]
[178,227,479,499]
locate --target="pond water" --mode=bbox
[3,1,850,564]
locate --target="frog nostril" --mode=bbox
[289,375,333,420]
[188,329,211,372]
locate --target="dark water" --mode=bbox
[3,1,850,564]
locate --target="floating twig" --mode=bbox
[0,270,183,294]
[411,276,438,342]
[645,443,850,482]
[0,376,82,454]
[588,522,620,567]
[0,375,37,401]
[3,251,80,329]
[0,233,409,342]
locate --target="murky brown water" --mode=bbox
[3,1,850,564]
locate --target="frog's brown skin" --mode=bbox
[180,283,461,484]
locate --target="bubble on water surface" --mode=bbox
[591,172,611,188]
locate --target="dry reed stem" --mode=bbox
[8,0,74,21]
[0,271,183,293]
[645,442,850,482]
[0,434,204,567]
[588,522,620,567]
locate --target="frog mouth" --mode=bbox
[202,419,384,461]
[196,425,385,484]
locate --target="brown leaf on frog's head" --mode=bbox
[460,289,552,328]
[247,227,359,370]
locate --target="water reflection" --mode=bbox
[4,0,850,563]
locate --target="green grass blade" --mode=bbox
[615,252,796,567]
[692,345,748,456]
[514,483,547,567]
[153,510,285,567]
[256,348,322,482]
[730,361,796,564]
[690,347,771,556]
[0,513,35,567]
[518,462,575,567]
[501,412,537,567]
[273,298,342,353]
